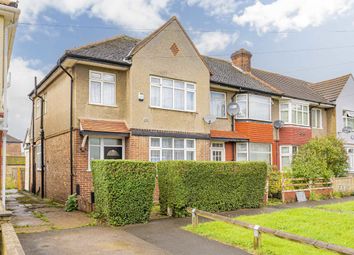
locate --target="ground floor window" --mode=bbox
[236,142,272,164]
[210,142,225,161]
[346,147,354,172]
[280,145,298,172]
[88,137,124,170]
[149,137,196,162]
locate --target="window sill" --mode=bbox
[235,119,272,123]
[283,123,311,128]
[312,127,323,130]
[149,106,197,114]
[88,103,118,108]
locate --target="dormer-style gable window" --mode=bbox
[235,94,271,121]
[280,100,309,126]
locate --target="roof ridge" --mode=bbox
[67,35,140,53]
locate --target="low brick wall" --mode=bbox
[1,223,25,255]
[283,187,333,203]
[332,177,354,193]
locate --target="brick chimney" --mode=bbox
[231,48,252,72]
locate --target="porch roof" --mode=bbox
[210,130,249,142]
[80,119,130,136]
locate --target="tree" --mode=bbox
[291,136,348,179]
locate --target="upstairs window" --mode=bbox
[280,100,309,126]
[210,91,226,118]
[236,94,271,121]
[150,76,196,112]
[311,108,322,129]
[343,111,354,130]
[89,71,116,106]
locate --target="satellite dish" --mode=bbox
[204,114,216,125]
[227,102,239,117]
[273,120,284,129]
[342,126,353,134]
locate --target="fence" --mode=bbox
[281,177,333,203]
[187,208,354,255]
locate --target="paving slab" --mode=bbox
[19,226,171,255]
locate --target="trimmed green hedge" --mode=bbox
[92,160,156,226]
[158,161,268,217]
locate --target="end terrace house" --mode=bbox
[28,17,335,211]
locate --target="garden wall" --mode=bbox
[332,176,354,193]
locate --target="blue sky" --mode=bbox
[8,0,354,139]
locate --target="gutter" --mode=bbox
[28,86,36,194]
[58,64,74,195]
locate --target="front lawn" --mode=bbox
[185,202,354,255]
[316,201,354,212]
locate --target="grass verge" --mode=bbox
[316,200,354,212]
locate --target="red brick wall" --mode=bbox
[7,143,22,156]
[235,121,273,143]
[279,126,312,146]
[283,188,333,203]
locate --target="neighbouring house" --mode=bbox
[5,134,25,190]
[23,129,30,191]
[28,16,340,211]
[0,0,20,207]
[310,74,354,175]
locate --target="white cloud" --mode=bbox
[7,58,45,139]
[195,32,239,54]
[242,40,253,48]
[233,0,354,33]
[186,0,239,16]
[19,0,171,30]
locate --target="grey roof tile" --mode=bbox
[310,74,351,102]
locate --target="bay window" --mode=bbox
[211,142,225,161]
[236,142,271,164]
[280,100,309,126]
[88,138,124,170]
[210,91,226,118]
[149,137,196,162]
[236,94,271,121]
[150,76,196,112]
[89,71,116,106]
[280,145,298,172]
[311,108,322,129]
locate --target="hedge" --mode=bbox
[158,161,268,217]
[92,160,156,226]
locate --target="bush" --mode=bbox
[65,194,78,212]
[292,136,348,179]
[158,161,268,217]
[268,166,282,199]
[92,160,156,226]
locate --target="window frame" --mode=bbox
[311,108,323,129]
[280,100,310,127]
[210,142,225,161]
[210,91,226,118]
[236,142,272,164]
[88,137,125,171]
[346,147,354,172]
[149,76,196,112]
[280,145,298,172]
[35,143,42,171]
[235,93,272,122]
[343,111,354,130]
[149,137,196,162]
[89,70,117,107]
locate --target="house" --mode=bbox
[23,129,30,191]
[5,134,24,190]
[28,17,336,211]
[0,0,20,208]
[310,74,354,174]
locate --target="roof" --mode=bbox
[309,74,352,102]
[66,35,140,66]
[80,119,129,134]
[251,68,330,104]
[210,130,248,141]
[7,134,22,143]
[204,56,278,94]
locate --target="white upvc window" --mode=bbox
[346,147,354,172]
[88,137,124,170]
[236,94,271,121]
[210,91,226,118]
[150,76,196,112]
[149,137,196,162]
[35,143,42,170]
[280,145,298,172]
[211,142,225,161]
[236,142,272,164]
[343,111,354,130]
[311,108,322,129]
[89,71,116,106]
[280,100,309,126]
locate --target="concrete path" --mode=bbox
[19,226,171,255]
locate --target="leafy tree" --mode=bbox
[291,136,348,179]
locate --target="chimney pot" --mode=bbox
[231,48,252,72]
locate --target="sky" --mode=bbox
[8,0,354,139]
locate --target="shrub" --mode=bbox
[268,166,282,199]
[65,194,78,212]
[158,161,268,217]
[92,160,156,226]
[292,136,348,179]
